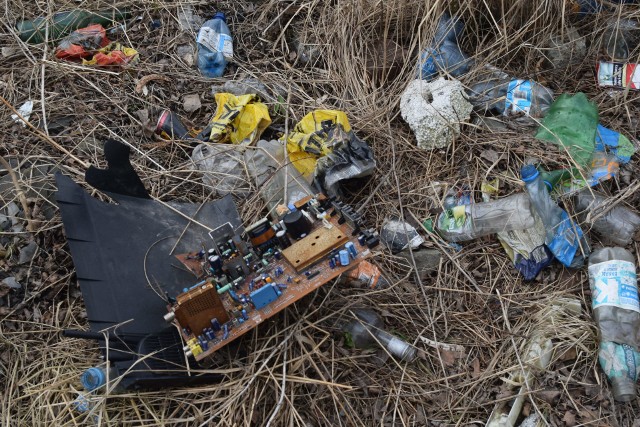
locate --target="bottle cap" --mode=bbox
[520,164,539,183]
[214,12,226,22]
[81,367,106,391]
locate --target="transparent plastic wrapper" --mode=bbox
[575,191,640,247]
[244,139,314,214]
[521,165,589,268]
[436,193,535,243]
[380,219,424,254]
[418,13,472,80]
[589,247,640,401]
[191,143,250,197]
[497,215,554,281]
[467,65,554,124]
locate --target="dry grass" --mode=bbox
[1,0,640,425]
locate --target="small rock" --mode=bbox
[1,277,21,289]
[177,45,194,67]
[183,94,202,113]
[1,47,17,58]
[18,241,38,264]
[6,202,20,225]
[397,248,442,281]
[400,78,472,150]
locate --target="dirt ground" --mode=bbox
[1,0,640,426]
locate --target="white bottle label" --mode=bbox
[589,260,639,313]
[197,28,233,59]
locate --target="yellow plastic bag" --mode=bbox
[206,93,271,145]
[285,110,352,177]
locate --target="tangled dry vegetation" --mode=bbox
[1,0,640,425]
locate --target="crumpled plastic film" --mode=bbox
[55,24,138,67]
[285,110,376,197]
[191,143,250,197]
[205,93,271,145]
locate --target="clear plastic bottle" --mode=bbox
[196,12,233,78]
[81,364,120,392]
[436,193,536,242]
[467,66,554,120]
[342,309,416,362]
[603,18,639,61]
[521,165,589,268]
[589,247,640,401]
[418,13,472,80]
[575,191,640,247]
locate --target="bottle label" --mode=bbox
[504,79,533,115]
[547,210,583,267]
[597,61,639,90]
[197,28,233,59]
[589,260,639,313]
[437,205,467,232]
[599,342,640,383]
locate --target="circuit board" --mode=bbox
[166,196,378,361]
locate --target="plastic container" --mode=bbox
[342,308,416,362]
[81,364,119,392]
[589,247,640,401]
[521,165,589,268]
[418,13,472,80]
[196,12,232,78]
[468,66,554,119]
[575,191,640,247]
[436,193,536,242]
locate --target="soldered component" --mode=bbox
[250,284,282,310]
[339,249,350,266]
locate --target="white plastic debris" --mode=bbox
[400,78,472,150]
[191,143,250,197]
[11,100,33,127]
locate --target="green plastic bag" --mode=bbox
[535,93,598,168]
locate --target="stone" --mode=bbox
[183,94,202,113]
[397,248,442,281]
[400,78,472,150]
[1,277,21,289]
[18,241,38,264]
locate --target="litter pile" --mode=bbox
[1,0,640,426]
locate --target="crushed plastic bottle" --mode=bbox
[521,165,589,268]
[418,13,472,80]
[603,18,639,61]
[588,247,640,401]
[196,12,232,78]
[435,193,535,243]
[468,66,554,121]
[342,308,417,362]
[575,191,640,247]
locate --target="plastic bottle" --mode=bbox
[16,9,131,44]
[81,364,120,392]
[342,308,416,362]
[588,247,640,401]
[436,193,536,243]
[196,12,233,78]
[468,66,554,119]
[603,18,639,61]
[521,165,589,268]
[418,13,472,80]
[575,191,640,247]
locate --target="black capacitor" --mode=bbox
[208,255,222,272]
[283,210,311,240]
[235,266,244,277]
[227,239,236,252]
[276,229,291,249]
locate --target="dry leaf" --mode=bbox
[562,410,576,427]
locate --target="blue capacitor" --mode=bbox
[345,242,357,259]
[329,258,336,269]
[198,336,208,350]
[339,250,350,266]
[274,251,282,260]
[211,318,221,331]
[222,324,229,340]
[357,234,366,246]
[204,328,215,341]
[241,309,249,320]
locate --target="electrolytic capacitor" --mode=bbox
[357,234,366,246]
[339,250,350,266]
[208,255,222,272]
[241,309,249,320]
[227,239,236,252]
[211,318,221,331]
[334,254,340,265]
[208,248,216,257]
[329,258,336,269]
[235,266,244,277]
[345,242,357,259]
[274,250,282,260]
[276,229,291,249]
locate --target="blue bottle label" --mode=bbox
[197,28,233,59]
[546,210,583,267]
[589,260,639,312]
[599,342,640,383]
[504,79,533,115]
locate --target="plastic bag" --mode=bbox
[55,24,138,67]
[191,143,250,197]
[203,93,271,145]
[380,219,424,254]
[285,110,376,197]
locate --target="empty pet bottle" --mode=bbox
[575,191,640,247]
[436,193,535,242]
[342,308,416,362]
[589,247,640,401]
[196,12,233,78]
[418,13,472,80]
[521,165,589,268]
[468,66,554,119]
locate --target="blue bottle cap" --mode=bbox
[214,12,226,22]
[81,367,106,391]
[520,165,539,183]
